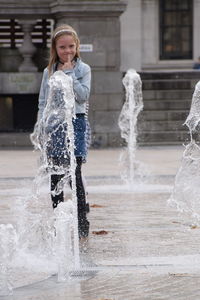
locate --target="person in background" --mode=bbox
[193,56,200,69]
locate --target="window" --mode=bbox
[160,0,193,59]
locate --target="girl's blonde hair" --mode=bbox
[47,24,80,75]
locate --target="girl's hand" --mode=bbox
[61,54,74,70]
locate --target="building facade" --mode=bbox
[120,0,200,145]
[121,0,199,72]
[0,0,199,147]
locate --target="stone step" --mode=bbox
[140,110,188,121]
[138,130,189,144]
[138,120,188,132]
[0,132,32,147]
[137,71,198,145]
[143,99,191,110]
[142,89,193,100]
[140,71,200,80]
[142,79,191,90]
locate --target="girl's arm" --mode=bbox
[64,64,91,103]
[38,68,48,120]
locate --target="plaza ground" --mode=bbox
[1,145,200,300]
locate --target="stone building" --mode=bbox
[0,0,126,147]
[0,0,200,147]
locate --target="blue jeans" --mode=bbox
[46,114,86,167]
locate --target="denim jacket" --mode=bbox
[38,58,91,120]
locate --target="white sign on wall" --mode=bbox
[80,44,93,52]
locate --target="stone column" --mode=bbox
[18,19,38,72]
[141,0,159,68]
[120,0,142,72]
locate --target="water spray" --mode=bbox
[118,69,144,186]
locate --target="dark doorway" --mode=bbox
[13,94,38,131]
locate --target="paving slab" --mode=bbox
[1,145,200,300]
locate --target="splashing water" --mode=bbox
[169,81,200,223]
[54,201,74,281]
[31,70,80,271]
[0,71,81,294]
[0,224,17,296]
[118,69,145,186]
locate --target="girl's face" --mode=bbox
[55,34,77,63]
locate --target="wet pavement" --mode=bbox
[1,146,200,299]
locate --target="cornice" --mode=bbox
[0,0,126,18]
[50,1,127,17]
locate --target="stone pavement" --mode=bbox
[1,146,200,300]
[0,145,183,178]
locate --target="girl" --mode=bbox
[37,24,91,238]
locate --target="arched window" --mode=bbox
[160,0,193,59]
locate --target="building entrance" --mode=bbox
[0,94,38,132]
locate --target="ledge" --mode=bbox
[50,0,126,17]
[0,3,50,18]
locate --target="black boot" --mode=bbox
[51,174,64,209]
[78,212,90,238]
[86,202,90,213]
[75,157,90,238]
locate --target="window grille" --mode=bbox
[159,0,193,59]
